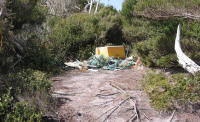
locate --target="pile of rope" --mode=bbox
[87,55,136,71]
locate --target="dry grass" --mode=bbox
[134,0,200,20]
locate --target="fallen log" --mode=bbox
[175,24,200,74]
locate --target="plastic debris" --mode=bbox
[64,60,83,70]
[88,69,99,72]
[65,55,137,71]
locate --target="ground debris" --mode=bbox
[52,68,189,122]
[65,55,138,71]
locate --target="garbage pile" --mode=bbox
[65,55,137,71]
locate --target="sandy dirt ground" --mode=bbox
[52,66,200,122]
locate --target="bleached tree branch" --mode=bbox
[94,0,100,14]
[175,24,200,74]
[0,0,4,16]
[89,0,93,14]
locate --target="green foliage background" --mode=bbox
[0,1,124,121]
[5,0,47,29]
[0,69,52,121]
[47,6,123,61]
[121,0,200,112]
[1,0,200,120]
[0,0,56,121]
[143,71,200,111]
[122,0,200,68]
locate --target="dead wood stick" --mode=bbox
[93,99,115,107]
[124,107,135,112]
[95,103,119,121]
[109,82,126,94]
[168,111,175,122]
[143,112,151,121]
[96,92,120,97]
[103,97,131,122]
[132,100,140,122]
[110,82,141,122]
[131,98,141,122]
[127,113,137,122]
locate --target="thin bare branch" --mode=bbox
[103,97,131,122]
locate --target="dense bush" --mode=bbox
[0,69,52,121]
[122,0,200,68]
[143,70,200,111]
[5,0,47,29]
[133,19,179,67]
[20,32,59,73]
[0,2,54,120]
[0,14,16,73]
[47,7,123,61]
[1,97,42,122]
[0,1,126,121]
[133,19,200,68]
[0,0,53,73]
[121,0,137,24]
[6,69,52,95]
[47,14,97,60]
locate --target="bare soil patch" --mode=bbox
[52,66,200,122]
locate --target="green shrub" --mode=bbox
[22,36,58,73]
[123,18,178,67]
[0,0,56,121]
[1,1,51,73]
[121,0,137,24]
[5,0,47,29]
[122,0,200,68]
[6,69,52,95]
[0,69,53,121]
[0,14,17,73]
[122,16,200,68]
[47,14,97,60]
[0,90,42,122]
[143,71,200,111]
[98,7,123,45]
[6,23,62,74]
[5,102,42,122]
[47,7,123,61]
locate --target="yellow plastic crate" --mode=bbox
[96,46,126,59]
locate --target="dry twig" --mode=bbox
[93,99,116,107]
[96,92,120,98]
[143,112,151,121]
[103,97,131,122]
[127,113,137,122]
[109,82,141,122]
[168,111,176,122]
[130,98,140,122]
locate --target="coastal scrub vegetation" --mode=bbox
[1,0,200,121]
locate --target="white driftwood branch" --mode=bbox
[0,0,4,16]
[94,0,99,14]
[88,0,99,14]
[175,24,200,74]
[89,0,93,14]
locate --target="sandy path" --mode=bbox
[52,66,200,122]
